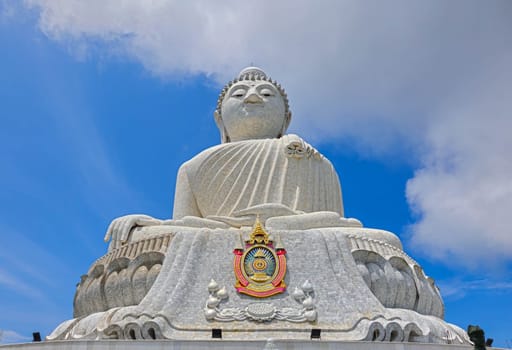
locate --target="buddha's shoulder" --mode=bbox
[179,135,330,174]
[280,134,326,161]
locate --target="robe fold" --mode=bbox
[172,134,343,219]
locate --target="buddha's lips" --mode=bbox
[243,104,263,109]
[241,106,265,117]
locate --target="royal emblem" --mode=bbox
[233,218,287,298]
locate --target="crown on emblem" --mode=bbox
[248,216,270,245]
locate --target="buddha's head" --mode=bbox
[214,67,292,143]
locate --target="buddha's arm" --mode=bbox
[104,214,162,251]
[172,164,202,219]
[207,204,362,229]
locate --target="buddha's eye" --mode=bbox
[232,89,246,98]
[260,88,274,97]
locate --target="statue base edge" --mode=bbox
[0,339,479,350]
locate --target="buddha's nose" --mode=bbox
[244,92,263,104]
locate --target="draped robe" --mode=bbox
[172,134,343,219]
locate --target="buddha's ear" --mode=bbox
[214,110,230,143]
[214,109,222,127]
[281,111,292,136]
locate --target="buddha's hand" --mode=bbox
[266,211,363,230]
[104,214,162,250]
[161,216,230,229]
[207,203,302,227]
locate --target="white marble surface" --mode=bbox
[173,135,343,220]
[51,226,467,344]
[0,340,478,350]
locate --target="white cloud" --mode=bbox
[406,65,512,266]
[0,228,71,301]
[0,268,46,301]
[438,279,512,299]
[0,0,15,20]
[21,1,512,268]
[0,329,30,344]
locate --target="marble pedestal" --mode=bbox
[48,225,469,344]
[0,340,478,350]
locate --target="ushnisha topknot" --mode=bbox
[214,66,292,128]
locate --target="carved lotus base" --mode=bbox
[73,233,172,317]
[49,225,469,344]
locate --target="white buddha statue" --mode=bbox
[105,67,360,250]
[50,67,468,344]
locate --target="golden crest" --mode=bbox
[233,218,287,298]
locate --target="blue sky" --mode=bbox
[1,1,511,347]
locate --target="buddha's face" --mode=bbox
[220,80,287,142]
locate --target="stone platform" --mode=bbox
[0,340,477,350]
[48,225,468,343]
